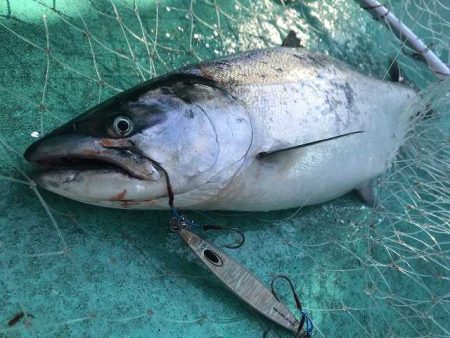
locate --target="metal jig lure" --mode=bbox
[170,214,314,337]
[159,162,313,336]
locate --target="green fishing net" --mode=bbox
[1,1,449,336]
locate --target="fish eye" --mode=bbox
[113,116,133,136]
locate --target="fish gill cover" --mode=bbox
[0,0,449,337]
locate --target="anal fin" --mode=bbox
[356,181,378,208]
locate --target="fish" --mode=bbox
[24,46,417,211]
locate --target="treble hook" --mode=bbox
[169,211,245,249]
[271,275,314,337]
[202,224,245,249]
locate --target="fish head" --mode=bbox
[24,76,250,209]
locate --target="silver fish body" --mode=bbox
[25,47,417,211]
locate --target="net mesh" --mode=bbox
[0,0,449,336]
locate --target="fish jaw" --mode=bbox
[24,132,167,208]
[34,169,169,209]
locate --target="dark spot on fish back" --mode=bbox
[344,82,354,106]
[159,87,171,95]
[215,61,231,70]
[184,109,195,119]
[307,53,328,67]
[292,53,306,61]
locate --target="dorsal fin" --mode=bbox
[281,30,302,48]
[257,131,364,159]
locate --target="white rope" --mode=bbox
[356,0,450,78]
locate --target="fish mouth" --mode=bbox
[24,134,161,181]
[32,156,145,179]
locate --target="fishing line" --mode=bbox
[150,159,244,248]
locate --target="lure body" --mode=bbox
[174,223,305,335]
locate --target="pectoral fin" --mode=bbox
[257,130,364,159]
